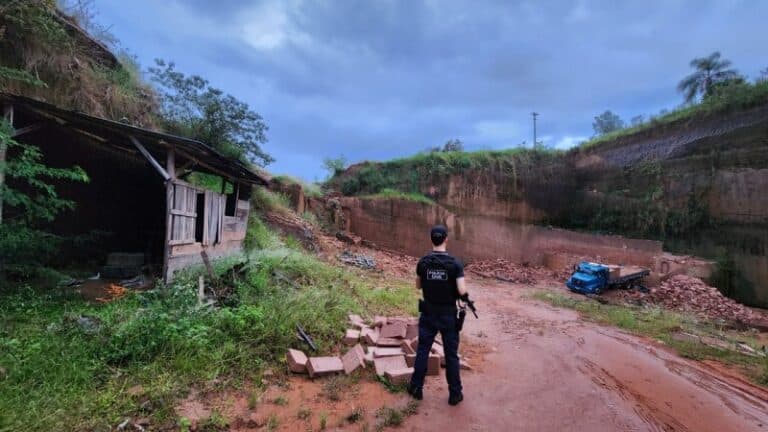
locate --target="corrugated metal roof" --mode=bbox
[1,93,269,185]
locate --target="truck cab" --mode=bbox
[566,262,610,295]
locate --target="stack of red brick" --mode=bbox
[466,259,542,285]
[644,275,755,323]
[286,314,472,385]
[623,275,757,323]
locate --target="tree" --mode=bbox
[757,67,768,83]
[149,59,273,166]
[677,52,741,103]
[322,156,347,178]
[1,117,89,279]
[592,110,624,136]
[442,139,464,152]
[630,115,644,127]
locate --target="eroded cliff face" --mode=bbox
[329,103,768,306]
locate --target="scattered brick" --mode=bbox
[364,350,375,365]
[401,340,415,355]
[374,355,407,376]
[460,359,473,370]
[343,329,361,345]
[405,323,419,340]
[376,337,402,347]
[385,367,414,385]
[409,338,419,352]
[307,357,344,378]
[373,347,405,358]
[405,354,416,367]
[342,344,366,375]
[361,327,380,345]
[380,321,407,339]
[427,353,440,375]
[287,349,308,374]
[374,316,387,327]
[349,314,367,329]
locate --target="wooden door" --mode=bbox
[169,182,197,245]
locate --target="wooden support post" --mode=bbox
[162,181,174,284]
[129,135,170,181]
[1,103,13,225]
[166,145,176,180]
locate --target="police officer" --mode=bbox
[408,224,469,406]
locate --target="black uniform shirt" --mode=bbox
[416,251,464,306]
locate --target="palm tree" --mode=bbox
[677,52,740,102]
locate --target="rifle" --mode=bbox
[456,295,478,332]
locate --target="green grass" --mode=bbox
[331,147,562,197]
[0,215,417,431]
[576,80,768,151]
[272,175,323,198]
[251,187,292,213]
[361,188,435,205]
[532,291,768,384]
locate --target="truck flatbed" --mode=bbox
[566,262,650,295]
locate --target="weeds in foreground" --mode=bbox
[0,216,416,431]
[322,374,360,401]
[297,407,312,420]
[266,414,279,431]
[346,406,365,423]
[374,400,419,431]
[272,395,289,406]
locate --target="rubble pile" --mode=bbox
[466,259,543,284]
[647,275,755,323]
[286,314,472,385]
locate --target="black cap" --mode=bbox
[430,225,448,246]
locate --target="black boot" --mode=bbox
[448,393,463,406]
[407,384,423,400]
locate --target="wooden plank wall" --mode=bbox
[165,181,251,281]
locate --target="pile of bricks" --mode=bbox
[645,275,755,323]
[466,259,543,285]
[286,314,472,385]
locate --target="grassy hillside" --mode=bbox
[329,147,563,198]
[0,1,157,126]
[0,206,416,430]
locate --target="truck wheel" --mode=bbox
[594,287,602,295]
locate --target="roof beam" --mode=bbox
[129,135,170,181]
[12,122,46,138]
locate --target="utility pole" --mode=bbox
[531,112,539,148]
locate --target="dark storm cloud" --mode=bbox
[95,0,768,179]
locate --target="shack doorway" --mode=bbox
[19,127,167,273]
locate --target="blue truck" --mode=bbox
[566,261,650,295]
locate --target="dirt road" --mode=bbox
[404,281,768,432]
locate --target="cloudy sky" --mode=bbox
[91,0,767,180]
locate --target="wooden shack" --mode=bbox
[1,93,268,281]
